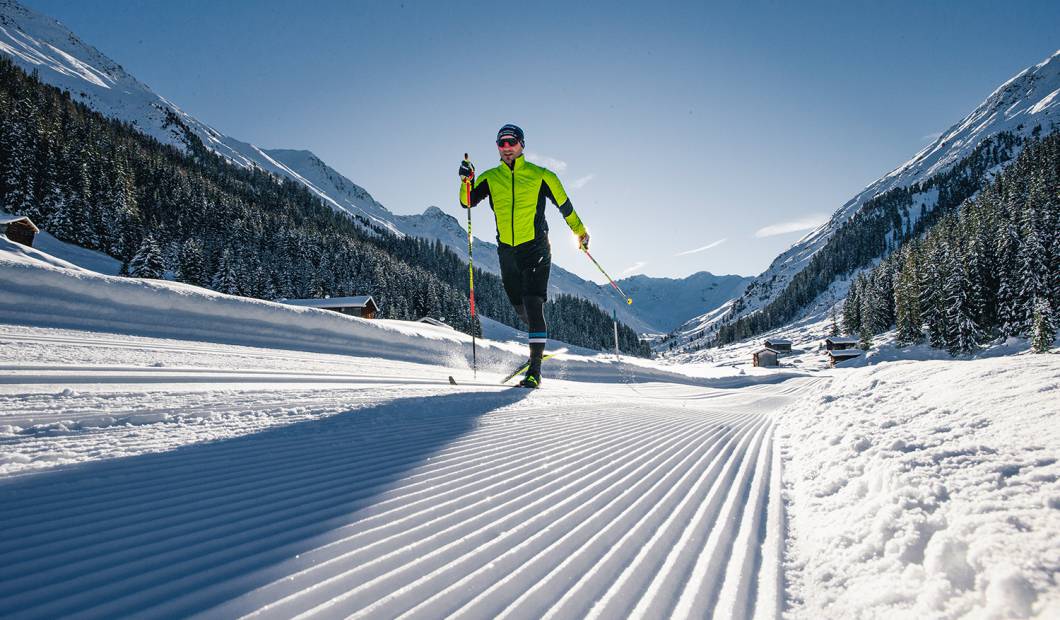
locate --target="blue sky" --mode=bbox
[23,0,1060,282]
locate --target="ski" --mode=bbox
[500,349,566,384]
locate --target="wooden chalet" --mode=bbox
[1,214,39,247]
[827,349,862,367]
[753,348,779,367]
[763,338,792,353]
[280,295,379,319]
[824,336,859,351]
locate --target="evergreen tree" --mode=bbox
[175,238,207,287]
[211,248,241,295]
[1031,297,1055,353]
[945,258,983,355]
[894,246,923,345]
[128,234,166,279]
[843,275,864,335]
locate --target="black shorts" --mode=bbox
[497,236,551,306]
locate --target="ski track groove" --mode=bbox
[0,404,629,601]
[0,365,801,619]
[305,414,756,619]
[239,410,722,619]
[415,414,771,620]
[507,415,773,620]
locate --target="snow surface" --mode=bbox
[3,201,1059,619]
[779,355,1060,619]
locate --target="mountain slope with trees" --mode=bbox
[0,57,649,356]
[844,132,1059,355]
[669,49,1060,351]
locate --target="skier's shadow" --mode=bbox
[0,389,530,618]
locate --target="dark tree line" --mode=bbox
[712,129,1033,347]
[0,57,650,356]
[844,133,1059,354]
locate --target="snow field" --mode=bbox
[0,322,809,618]
[778,354,1060,619]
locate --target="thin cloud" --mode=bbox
[755,215,829,238]
[922,131,944,142]
[675,238,727,256]
[571,174,595,189]
[525,152,567,173]
[621,261,647,276]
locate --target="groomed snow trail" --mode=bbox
[0,326,814,619]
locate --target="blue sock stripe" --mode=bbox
[527,331,548,338]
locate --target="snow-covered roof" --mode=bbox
[828,349,862,358]
[825,336,859,344]
[753,348,778,355]
[0,214,39,232]
[280,295,378,309]
[417,317,453,329]
[763,338,791,345]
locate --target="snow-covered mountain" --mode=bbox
[0,0,740,335]
[679,49,1060,339]
[612,273,750,333]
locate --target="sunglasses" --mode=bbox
[496,138,520,148]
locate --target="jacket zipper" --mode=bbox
[510,167,516,245]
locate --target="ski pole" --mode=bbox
[463,153,477,377]
[582,248,633,305]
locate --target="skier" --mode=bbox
[459,124,590,388]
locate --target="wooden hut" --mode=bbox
[753,348,779,367]
[827,349,862,367]
[280,295,380,319]
[824,336,859,351]
[1,215,39,247]
[763,338,792,353]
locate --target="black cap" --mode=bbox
[496,124,524,145]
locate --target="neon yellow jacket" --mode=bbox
[460,154,586,247]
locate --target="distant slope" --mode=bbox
[614,273,750,333]
[677,48,1060,342]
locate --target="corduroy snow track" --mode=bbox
[0,324,816,619]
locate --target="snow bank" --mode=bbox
[0,237,511,370]
[779,354,1060,619]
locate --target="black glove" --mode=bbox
[459,159,475,181]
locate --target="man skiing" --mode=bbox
[459,124,590,388]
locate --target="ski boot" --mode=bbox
[518,356,542,389]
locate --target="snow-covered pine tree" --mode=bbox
[843,275,864,335]
[945,256,983,355]
[894,245,923,345]
[1031,297,1055,353]
[128,234,166,279]
[1015,204,1048,336]
[995,208,1023,337]
[211,248,241,295]
[921,242,949,349]
[175,238,206,286]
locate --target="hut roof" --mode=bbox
[828,349,862,358]
[417,317,454,329]
[0,214,39,233]
[825,336,859,344]
[281,295,378,310]
[764,338,791,345]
